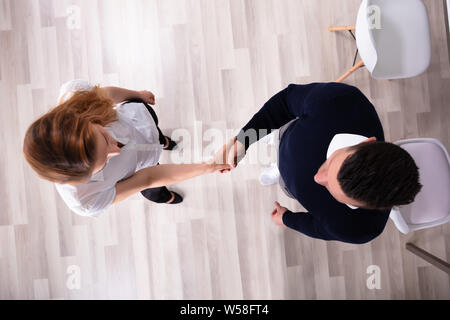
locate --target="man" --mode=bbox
[216,82,422,244]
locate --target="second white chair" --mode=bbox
[329,0,432,82]
[389,138,450,235]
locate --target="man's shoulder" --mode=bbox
[285,82,371,114]
[286,82,360,97]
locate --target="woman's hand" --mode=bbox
[204,161,233,174]
[139,90,156,105]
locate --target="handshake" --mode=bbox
[206,136,288,228]
[208,137,246,174]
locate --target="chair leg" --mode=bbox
[328,25,356,31]
[336,60,365,83]
[406,243,450,275]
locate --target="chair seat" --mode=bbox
[397,141,450,225]
[356,0,431,79]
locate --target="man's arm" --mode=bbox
[216,83,323,170]
[281,207,381,244]
[270,201,335,240]
[281,210,335,241]
[215,87,294,170]
[236,87,293,151]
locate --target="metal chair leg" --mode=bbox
[406,243,450,275]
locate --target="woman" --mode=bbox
[23,80,230,217]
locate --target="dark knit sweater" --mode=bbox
[237,82,390,244]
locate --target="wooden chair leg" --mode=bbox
[336,60,365,82]
[406,243,450,275]
[328,25,356,31]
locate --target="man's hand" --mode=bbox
[214,137,246,173]
[139,90,156,105]
[271,201,288,228]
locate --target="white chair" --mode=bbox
[389,138,450,234]
[329,0,432,82]
[390,138,450,274]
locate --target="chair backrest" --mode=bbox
[389,138,450,234]
[356,0,431,79]
[355,0,378,73]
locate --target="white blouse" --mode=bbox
[54,80,164,218]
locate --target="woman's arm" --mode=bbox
[112,162,230,204]
[99,86,155,105]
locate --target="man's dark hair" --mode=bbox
[337,141,422,211]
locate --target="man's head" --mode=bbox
[314,137,422,210]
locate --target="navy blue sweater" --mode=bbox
[237,82,390,244]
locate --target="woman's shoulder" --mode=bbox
[57,79,94,103]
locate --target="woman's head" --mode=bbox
[23,86,118,185]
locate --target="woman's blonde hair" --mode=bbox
[23,86,118,184]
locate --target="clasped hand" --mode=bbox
[212,138,288,228]
[213,137,246,173]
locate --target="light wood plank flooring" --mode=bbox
[0,0,449,299]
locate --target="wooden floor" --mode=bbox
[1,0,449,299]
